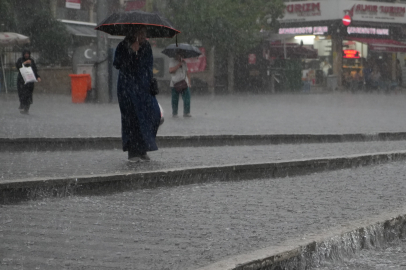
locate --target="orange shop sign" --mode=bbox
[343,49,360,59]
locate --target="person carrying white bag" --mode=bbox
[16,50,41,114]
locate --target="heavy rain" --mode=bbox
[1,0,406,269]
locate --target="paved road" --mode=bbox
[2,93,406,138]
[2,140,406,181]
[2,161,406,270]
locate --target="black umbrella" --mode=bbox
[162,43,202,58]
[95,10,180,38]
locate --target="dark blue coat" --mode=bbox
[113,39,161,154]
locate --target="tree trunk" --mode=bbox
[96,0,110,103]
[145,0,154,11]
[228,51,234,93]
[332,34,343,88]
[50,0,57,17]
[208,46,215,95]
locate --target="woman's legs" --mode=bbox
[181,88,191,115]
[17,82,33,113]
[171,88,180,116]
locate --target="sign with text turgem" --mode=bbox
[277,1,338,23]
[276,0,406,25]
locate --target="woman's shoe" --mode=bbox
[183,113,192,117]
[140,153,150,161]
[128,156,142,162]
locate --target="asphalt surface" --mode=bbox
[2,93,406,138]
[2,161,406,270]
[3,92,406,269]
[2,140,406,181]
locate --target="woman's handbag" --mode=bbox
[19,65,37,84]
[174,79,188,93]
[150,78,159,96]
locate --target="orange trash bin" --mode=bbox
[69,74,91,103]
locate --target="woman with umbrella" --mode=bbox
[163,44,201,118]
[97,10,180,162]
[169,51,191,117]
[113,26,161,162]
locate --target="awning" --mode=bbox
[61,20,123,39]
[348,37,406,53]
[65,23,96,38]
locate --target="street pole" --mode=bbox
[332,33,343,88]
[96,0,110,103]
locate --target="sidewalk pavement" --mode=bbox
[2,160,406,270]
[2,140,406,182]
[3,92,406,269]
[2,93,406,138]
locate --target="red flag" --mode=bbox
[185,48,207,73]
[125,0,146,11]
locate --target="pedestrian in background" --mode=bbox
[16,49,41,114]
[113,26,161,162]
[362,60,372,92]
[396,59,402,88]
[169,52,191,117]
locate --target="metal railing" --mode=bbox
[0,46,39,93]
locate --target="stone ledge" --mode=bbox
[2,132,406,152]
[196,206,406,270]
[2,150,406,204]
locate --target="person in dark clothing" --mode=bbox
[16,50,41,114]
[362,60,372,92]
[396,59,402,87]
[113,26,161,162]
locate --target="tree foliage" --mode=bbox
[0,0,71,65]
[0,0,17,31]
[160,0,285,53]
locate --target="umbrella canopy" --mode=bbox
[0,32,30,94]
[95,10,180,38]
[162,43,201,58]
[0,32,30,46]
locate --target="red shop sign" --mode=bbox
[248,54,256,65]
[343,49,360,59]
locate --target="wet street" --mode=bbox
[1,161,406,269]
[2,93,406,138]
[2,93,406,269]
[0,162,406,269]
[1,140,406,181]
[3,0,406,268]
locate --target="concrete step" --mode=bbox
[2,132,406,151]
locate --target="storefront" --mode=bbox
[272,0,406,89]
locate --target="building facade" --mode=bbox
[273,0,406,90]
